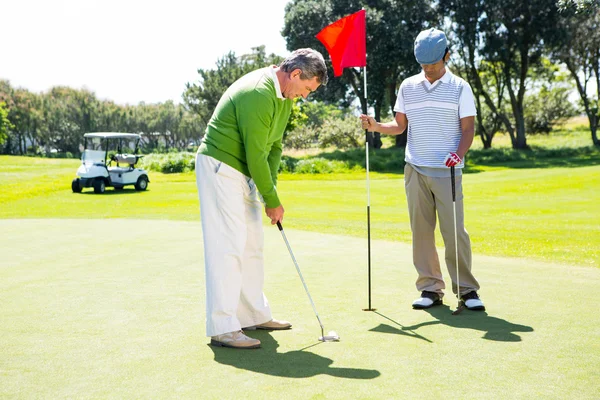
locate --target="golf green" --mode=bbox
[1,219,598,399]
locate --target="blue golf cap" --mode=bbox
[414,28,447,65]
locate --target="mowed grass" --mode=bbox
[1,135,599,399]
[1,220,599,399]
[0,154,598,267]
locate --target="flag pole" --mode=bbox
[362,12,375,312]
[314,8,373,310]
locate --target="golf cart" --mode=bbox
[71,132,149,194]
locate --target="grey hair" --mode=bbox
[280,48,328,86]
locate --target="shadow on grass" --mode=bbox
[210,331,380,379]
[79,189,147,195]
[369,312,432,343]
[400,305,534,342]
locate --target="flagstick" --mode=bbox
[362,65,375,312]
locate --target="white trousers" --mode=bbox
[195,153,272,337]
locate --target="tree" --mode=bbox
[283,0,436,148]
[483,0,561,149]
[464,60,510,148]
[282,0,351,107]
[557,0,600,11]
[441,0,562,149]
[0,80,207,155]
[440,0,513,149]
[284,100,344,149]
[0,83,45,155]
[523,59,577,134]
[12,89,44,154]
[178,109,206,149]
[360,1,435,148]
[552,7,600,146]
[285,102,309,135]
[184,46,282,125]
[0,81,17,153]
[39,87,101,155]
[0,102,12,146]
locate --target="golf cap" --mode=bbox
[414,28,447,65]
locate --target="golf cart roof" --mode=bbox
[83,132,141,139]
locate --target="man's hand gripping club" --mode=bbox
[266,205,284,225]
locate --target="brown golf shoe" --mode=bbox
[244,319,292,331]
[210,330,261,349]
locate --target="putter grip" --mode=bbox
[450,166,456,202]
[277,221,283,231]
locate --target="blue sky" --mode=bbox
[2,0,291,105]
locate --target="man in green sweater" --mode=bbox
[195,49,328,349]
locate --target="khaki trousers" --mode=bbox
[195,153,272,337]
[404,164,480,297]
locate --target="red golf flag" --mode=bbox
[316,10,366,77]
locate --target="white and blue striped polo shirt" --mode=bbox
[394,69,476,177]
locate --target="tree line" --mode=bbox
[0,82,204,156]
[0,0,598,157]
[282,0,599,149]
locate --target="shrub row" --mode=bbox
[135,144,599,174]
[140,152,196,173]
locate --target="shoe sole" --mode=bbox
[465,305,486,311]
[244,325,292,331]
[412,299,443,310]
[210,340,261,349]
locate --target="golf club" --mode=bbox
[276,222,340,342]
[450,166,466,315]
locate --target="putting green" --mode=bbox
[1,219,598,399]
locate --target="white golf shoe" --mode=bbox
[461,291,485,311]
[412,291,443,309]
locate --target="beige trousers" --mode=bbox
[404,164,480,297]
[195,153,272,337]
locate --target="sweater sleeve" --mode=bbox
[268,137,283,187]
[236,92,281,208]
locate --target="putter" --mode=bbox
[450,166,466,316]
[276,222,340,342]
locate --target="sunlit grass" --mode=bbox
[1,152,598,267]
[2,219,598,398]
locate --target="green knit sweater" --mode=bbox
[198,67,292,208]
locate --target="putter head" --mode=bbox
[452,301,466,315]
[318,331,340,342]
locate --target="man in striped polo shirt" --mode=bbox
[196,49,328,349]
[360,28,485,312]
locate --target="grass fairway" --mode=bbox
[1,219,599,399]
[1,156,598,267]
[1,153,599,398]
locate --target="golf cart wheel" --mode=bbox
[135,175,148,191]
[71,178,83,193]
[93,179,106,194]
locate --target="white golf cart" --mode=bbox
[71,132,150,194]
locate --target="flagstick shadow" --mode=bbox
[369,311,433,343]
[210,331,380,379]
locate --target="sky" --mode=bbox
[1,0,292,105]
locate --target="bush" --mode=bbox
[467,145,600,166]
[524,86,576,134]
[293,158,350,174]
[46,151,75,159]
[279,155,299,173]
[140,152,195,173]
[319,147,406,173]
[284,126,317,149]
[319,116,363,149]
